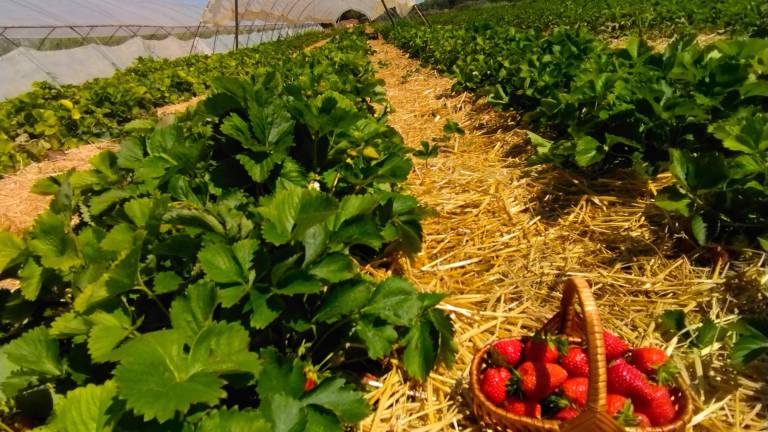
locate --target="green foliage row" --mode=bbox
[0,29,455,431]
[420,0,768,39]
[386,20,768,249]
[0,31,326,175]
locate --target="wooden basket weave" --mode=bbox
[469,277,693,432]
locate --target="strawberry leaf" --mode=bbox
[301,378,370,423]
[402,318,437,381]
[196,407,270,432]
[4,326,63,376]
[0,231,25,272]
[49,381,124,432]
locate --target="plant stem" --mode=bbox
[137,276,170,319]
[0,420,15,432]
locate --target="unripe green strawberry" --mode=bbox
[607,359,650,397]
[490,338,523,368]
[480,367,513,405]
[554,406,580,421]
[633,384,677,426]
[524,333,567,363]
[514,361,569,401]
[562,377,589,408]
[560,346,589,377]
[503,398,541,418]
[604,331,629,361]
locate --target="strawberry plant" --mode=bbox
[0,30,455,431]
[0,31,328,175]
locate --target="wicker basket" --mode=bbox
[469,277,693,432]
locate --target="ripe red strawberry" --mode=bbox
[634,384,677,426]
[554,406,580,421]
[606,394,630,417]
[634,413,652,427]
[630,347,678,385]
[304,377,317,392]
[490,338,523,368]
[604,331,629,361]
[524,333,566,363]
[561,377,589,408]
[513,361,569,401]
[561,346,589,377]
[503,398,541,418]
[607,359,650,397]
[480,367,513,405]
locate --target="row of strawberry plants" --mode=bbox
[385,22,768,250]
[423,0,768,39]
[0,29,455,431]
[0,31,326,175]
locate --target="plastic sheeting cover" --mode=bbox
[202,0,415,25]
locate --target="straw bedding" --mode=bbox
[360,40,767,431]
[0,37,764,432]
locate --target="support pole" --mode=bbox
[380,0,396,26]
[414,5,431,27]
[234,0,240,50]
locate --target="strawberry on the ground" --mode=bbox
[513,361,569,401]
[634,413,652,427]
[561,377,589,408]
[604,331,629,361]
[490,338,523,368]
[633,384,677,427]
[561,346,589,377]
[607,359,650,398]
[480,367,513,405]
[554,406,580,421]
[524,333,567,363]
[630,347,678,385]
[503,398,542,418]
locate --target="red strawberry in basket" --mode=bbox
[606,394,631,417]
[607,359,649,397]
[633,384,677,427]
[561,346,589,377]
[503,398,542,418]
[490,338,523,368]
[561,377,589,408]
[524,333,567,363]
[634,413,652,427]
[604,331,629,361]
[513,361,569,401]
[630,347,678,385]
[554,406,580,421]
[480,367,513,405]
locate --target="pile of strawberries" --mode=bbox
[479,331,681,428]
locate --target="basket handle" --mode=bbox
[555,278,624,432]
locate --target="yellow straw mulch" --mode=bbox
[360,39,767,431]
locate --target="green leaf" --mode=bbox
[170,281,218,340]
[314,280,373,323]
[429,309,457,368]
[4,326,63,376]
[305,406,343,432]
[694,318,719,348]
[87,310,134,363]
[758,237,768,252]
[690,214,708,246]
[354,318,397,359]
[0,231,25,272]
[198,243,247,284]
[153,271,183,294]
[654,186,691,217]
[50,381,123,432]
[196,407,270,432]
[301,378,370,423]
[248,290,283,329]
[28,211,82,271]
[732,335,768,366]
[362,277,421,326]
[574,136,604,167]
[402,318,437,381]
[113,330,226,422]
[333,195,379,229]
[50,312,90,338]
[308,253,357,283]
[257,348,306,401]
[100,224,136,252]
[189,321,261,376]
[658,309,687,335]
[19,258,44,300]
[264,393,306,432]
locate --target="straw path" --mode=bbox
[361,40,767,431]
